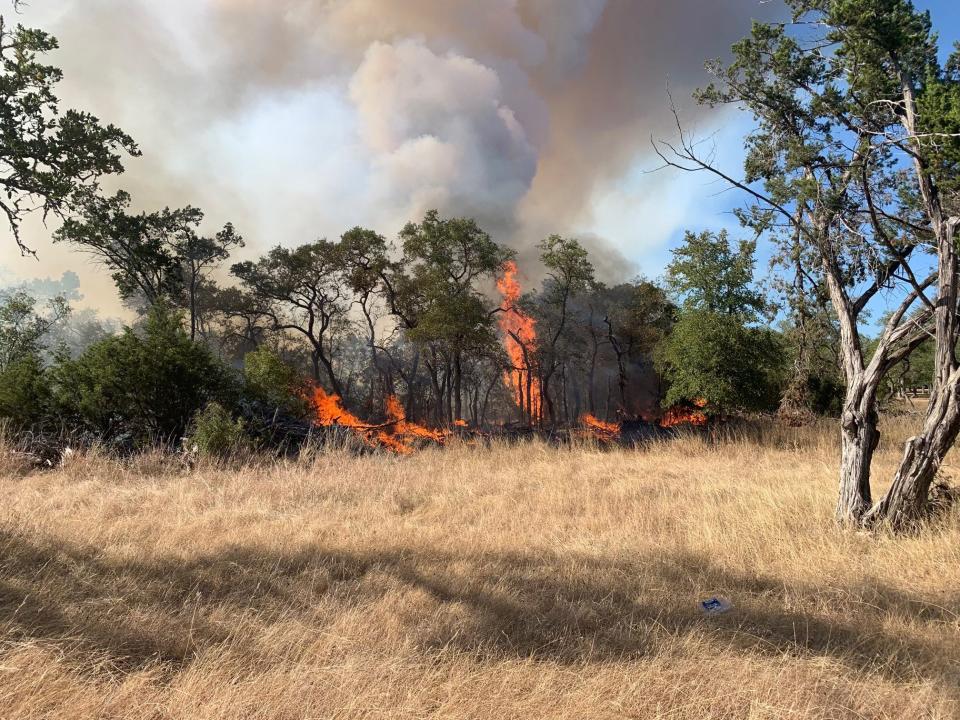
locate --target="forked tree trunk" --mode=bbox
[867,367,960,529]
[865,67,960,531]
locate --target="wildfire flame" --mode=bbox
[581,413,621,441]
[659,398,709,428]
[308,386,448,454]
[496,260,541,420]
[385,395,447,443]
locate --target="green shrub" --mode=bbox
[52,306,237,443]
[185,402,251,458]
[243,345,309,417]
[0,351,52,429]
[655,310,786,414]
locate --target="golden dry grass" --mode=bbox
[0,419,958,719]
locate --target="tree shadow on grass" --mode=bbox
[0,527,957,692]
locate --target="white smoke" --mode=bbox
[349,39,538,229]
[2,0,781,308]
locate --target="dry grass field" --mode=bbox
[0,419,958,719]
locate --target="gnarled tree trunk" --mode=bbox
[866,384,960,528]
[836,386,880,524]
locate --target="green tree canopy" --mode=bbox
[656,312,785,414]
[666,230,766,318]
[658,229,784,414]
[0,15,138,255]
[390,210,514,423]
[52,306,235,442]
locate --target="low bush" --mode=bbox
[185,401,252,458]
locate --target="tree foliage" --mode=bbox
[0,290,68,371]
[658,230,784,413]
[657,312,785,413]
[666,230,766,317]
[52,306,235,441]
[0,15,138,255]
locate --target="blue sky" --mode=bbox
[600,0,960,285]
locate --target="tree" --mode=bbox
[207,286,271,361]
[0,350,51,429]
[173,222,244,341]
[666,230,766,317]
[655,0,959,529]
[656,230,784,414]
[394,210,513,424]
[56,192,240,320]
[536,235,595,425]
[0,14,138,255]
[656,313,785,413]
[773,234,845,419]
[339,227,391,413]
[0,290,68,371]
[232,241,349,395]
[55,192,188,307]
[601,281,675,414]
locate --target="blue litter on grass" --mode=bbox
[700,597,733,614]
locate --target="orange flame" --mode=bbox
[309,385,369,430]
[307,386,448,454]
[496,261,541,420]
[659,398,709,428]
[581,413,621,440]
[454,419,469,428]
[385,395,447,443]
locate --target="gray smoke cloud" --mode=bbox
[2,0,779,309]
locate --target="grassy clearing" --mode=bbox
[0,418,958,719]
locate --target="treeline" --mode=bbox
[2,210,805,447]
[0,6,815,444]
[0,0,921,446]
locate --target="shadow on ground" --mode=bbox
[0,527,957,690]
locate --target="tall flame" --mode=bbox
[496,260,541,421]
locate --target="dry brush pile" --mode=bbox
[0,420,958,719]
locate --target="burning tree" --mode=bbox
[495,237,597,428]
[496,260,541,425]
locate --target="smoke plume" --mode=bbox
[4,0,779,308]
